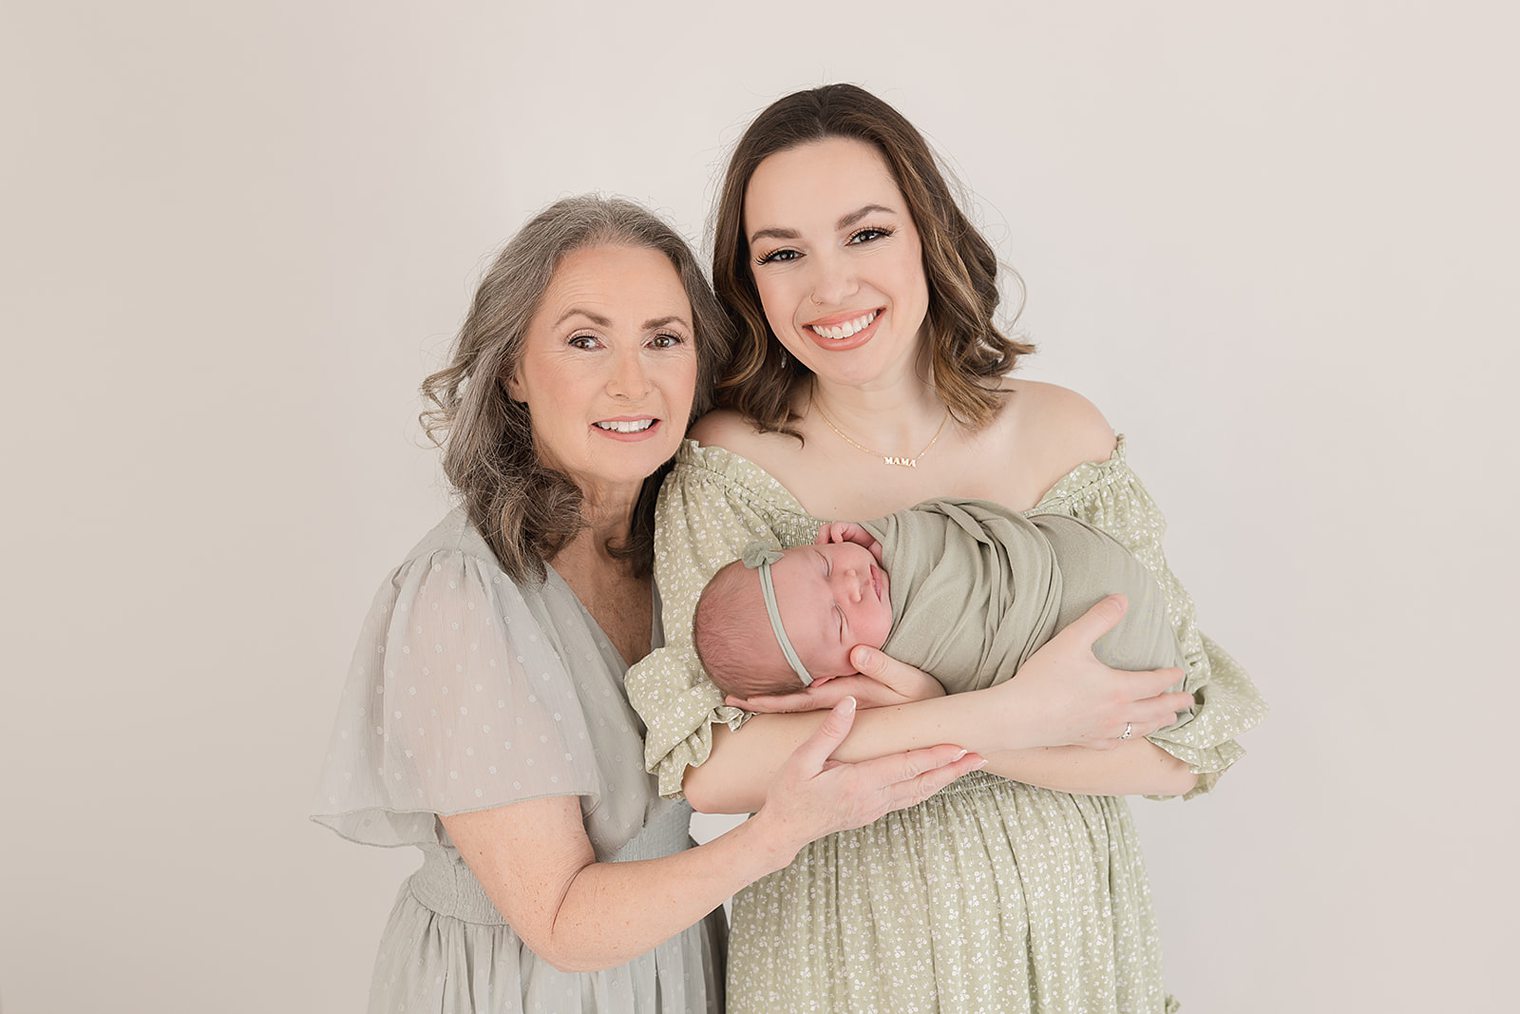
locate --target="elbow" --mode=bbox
[682,761,755,815]
[511,894,627,974]
[1158,757,1198,798]
[523,928,627,974]
[681,764,725,815]
[513,929,576,973]
[540,948,619,975]
[682,781,717,815]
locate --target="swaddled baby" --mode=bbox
[694,498,1187,702]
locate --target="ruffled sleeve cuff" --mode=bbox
[1037,435,1268,800]
[1146,634,1266,799]
[629,655,751,799]
[627,440,819,799]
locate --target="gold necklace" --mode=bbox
[811,397,950,468]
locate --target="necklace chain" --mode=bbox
[811,398,950,468]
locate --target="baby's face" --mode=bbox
[769,541,893,680]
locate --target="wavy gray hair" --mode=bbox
[421,195,730,582]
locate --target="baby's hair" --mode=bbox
[693,559,803,699]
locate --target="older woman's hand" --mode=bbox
[749,697,984,863]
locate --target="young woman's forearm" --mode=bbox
[984,740,1197,797]
[540,817,788,972]
[686,706,1194,812]
[690,599,1196,812]
[686,693,1020,813]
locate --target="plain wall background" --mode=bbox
[4,2,1516,1011]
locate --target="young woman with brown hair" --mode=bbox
[627,85,1266,1012]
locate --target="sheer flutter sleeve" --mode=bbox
[625,442,820,799]
[1033,435,1268,798]
[312,549,602,845]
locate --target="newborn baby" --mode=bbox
[693,498,1187,702]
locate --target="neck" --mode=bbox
[808,367,946,449]
[557,481,640,569]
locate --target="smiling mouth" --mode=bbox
[593,418,656,433]
[806,309,879,340]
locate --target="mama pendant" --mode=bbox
[811,394,949,469]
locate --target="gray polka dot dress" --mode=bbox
[312,510,725,1013]
[625,436,1267,1013]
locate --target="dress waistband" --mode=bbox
[406,801,694,925]
[931,768,1006,799]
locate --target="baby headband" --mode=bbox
[740,542,814,687]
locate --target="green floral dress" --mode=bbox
[625,435,1266,1013]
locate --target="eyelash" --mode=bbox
[754,226,895,266]
[567,332,686,350]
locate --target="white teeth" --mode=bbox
[594,419,655,433]
[808,310,878,340]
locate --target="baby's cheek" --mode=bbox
[828,645,857,678]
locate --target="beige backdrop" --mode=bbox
[4,2,1515,1011]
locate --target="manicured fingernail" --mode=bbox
[972,757,989,770]
[840,696,856,714]
[952,749,968,761]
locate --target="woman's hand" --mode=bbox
[748,697,984,863]
[727,645,945,713]
[979,594,1193,750]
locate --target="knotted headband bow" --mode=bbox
[740,541,814,687]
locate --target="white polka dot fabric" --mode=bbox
[312,510,724,1012]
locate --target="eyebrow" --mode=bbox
[553,308,691,331]
[641,314,691,331]
[838,204,895,229]
[554,307,610,328]
[748,204,898,246]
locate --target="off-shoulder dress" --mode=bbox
[625,435,1266,1013]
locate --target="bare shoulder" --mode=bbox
[993,378,1117,476]
[691,408,800,451]
[687,409,759,448]
[685,408,796,471]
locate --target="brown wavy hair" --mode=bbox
[421,196,729,583]
[712,83,1033,433]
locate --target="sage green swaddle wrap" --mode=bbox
[861,498,1186,694]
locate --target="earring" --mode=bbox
[777,347,789,370]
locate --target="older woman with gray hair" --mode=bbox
[311,196,985,1013]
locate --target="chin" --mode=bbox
[601,443,682,485]
[800,338,912,387]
